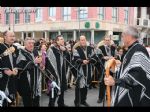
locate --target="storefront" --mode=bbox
[94,31,106,44]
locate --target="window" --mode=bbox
[49,7,56,17]
[24,7,31,23]
[63,7,71,21]
[5,7,10,25]
[49,32,58,39]
[98,7,105,20]
[79,7,88,20]
[28,33,31,37]
[14,7,20,24]
[112,7,118,22]
[124,7,129,24]
[77,31,91,41]
[61,32,73,41]
[35,7,42,22]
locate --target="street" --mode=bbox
[19,85,106,107]
[39,86,105,107]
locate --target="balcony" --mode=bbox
[0,19,127,32]
[135,18,150,28]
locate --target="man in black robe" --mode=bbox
[16,37,42,107]
[45,35,69,107]
[73,35,99,107]
[104,26,150,106]
[0,31,19,107]
[97,36,117,103]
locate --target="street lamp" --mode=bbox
[49,16,57,40]
[76,7,86,37]
[78,7,81,37]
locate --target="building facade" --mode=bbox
[0,7,135,45]
[134,7,150,46]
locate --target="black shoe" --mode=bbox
[58,104,68,107]
[97,99,103,103]
[81,102,90,107]
[48,103,55,107]
[74,101,79,107]
[92,85,97,88]
[88,85,92,89]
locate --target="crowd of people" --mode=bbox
[0,26,150,107]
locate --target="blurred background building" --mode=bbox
[0,7,149,45]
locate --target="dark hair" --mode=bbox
[39,43,47,50]
[117,47,123,52]
[55,35,63,41]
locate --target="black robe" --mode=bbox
[116,55,123,62]
[98,45,116,64]
[112,41,150,106]
[99,45,116,57]
[0,43,19,99]
[98,45,116,80]
[16,49,41,98]
[73,46,98,88]
[45,46,69,92]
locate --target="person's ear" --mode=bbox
[56,40,59,45]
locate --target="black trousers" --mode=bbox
[67,71,73,86]
[74,86,88,106]
[48,89,65,107]
[98,80,105,101]
[22,95,40,107]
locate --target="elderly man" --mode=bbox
[16,37,42,107]
[73,35,100,107]
[104,26,150,106]
[0,30,19,107]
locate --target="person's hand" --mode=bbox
[115,60,121,66]
[40,65,45,71]
[35,57,42,64]
[83,60,89,65]
[12,68,18,76]
[104,56,115,60]
[4,69,13,76]
[109,56,114,60]
[103,56,110,60]
[104,75,115,86]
